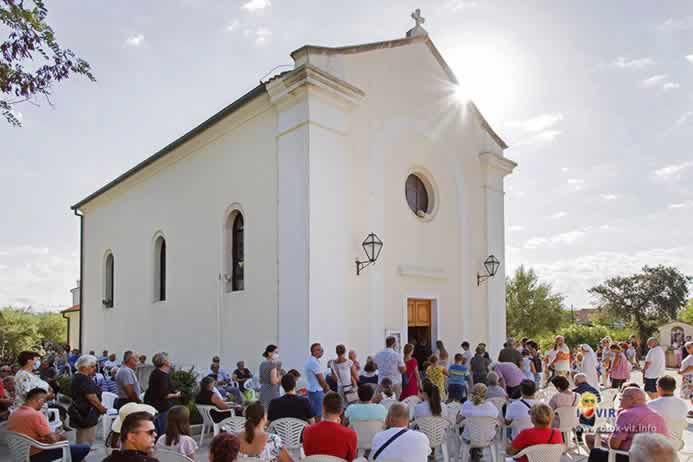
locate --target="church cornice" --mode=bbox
[266,64,365,108]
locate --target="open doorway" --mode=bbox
[408,298,432,352]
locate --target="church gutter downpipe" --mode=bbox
[73,208,84,352]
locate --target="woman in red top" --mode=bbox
[399,343,421,400]
[506,403,563,462]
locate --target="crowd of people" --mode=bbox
[1,333,689,462]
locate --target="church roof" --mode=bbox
[71,34,507,211]
[61,304,80,313]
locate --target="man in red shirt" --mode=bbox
[7,387,90,462]
[506,403,563,462]
[302,391,358,461]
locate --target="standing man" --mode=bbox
[642,337,665,400]
[304,343,330,420]
[374,336,407,399]
[115,350,142,409]
[498,338,522,367]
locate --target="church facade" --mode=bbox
[71,26,516,370]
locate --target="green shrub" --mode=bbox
[170,366,199,404]
[534,324,631,351]
[57,375,73,398]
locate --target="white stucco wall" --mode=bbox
[78,36,514,373]
[81,95,278,370]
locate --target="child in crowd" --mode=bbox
[520,349,533,381]
[425,354,448,402]
[447,353,468,402]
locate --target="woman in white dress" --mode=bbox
[579,344,600,390]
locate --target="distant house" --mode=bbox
[574,307,624,328]
[61,281,81,350]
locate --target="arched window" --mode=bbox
[232,213,244,291]
[104,252,114,308]
[224,209,245,292]
[154,236,166,301]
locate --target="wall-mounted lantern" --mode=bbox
[477,255,500,286]
[356,233,383,275]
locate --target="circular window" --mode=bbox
[405,173,431,218]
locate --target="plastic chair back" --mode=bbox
[218,415,246,433]
[156,448,193,462]
[414,416,450,448]
[512,443,564,462]
[349,419,384,450]
[102,391,118,409]
[6,431,71,462]
[267,417,307,449]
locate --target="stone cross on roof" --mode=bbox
[406,8,428,38]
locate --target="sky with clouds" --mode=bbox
[1,1,692,311]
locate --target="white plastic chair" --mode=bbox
[379,398,397,411]
[6,431,72,462]
[349,420,384,457]
[511,443,565,462]
[156,448,194,462]
[100,391,119,438]
[196,405,236,444]
[593,433,629,462]
[218,415,246,434]
[415,416,451,462]
[302,456,348,462]
[42,407,63,432]
[458,415,497,462]
[268,417,308,461]
[555,406,580,452]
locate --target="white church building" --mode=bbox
[71,16,516,371]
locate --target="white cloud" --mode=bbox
[523,229,586,249]
[445,0,478,10]
[560,167,569,173]
[534,130,561,142]
[508,113,564,132]
[567,179,584,185]
[599,225,611,230]
[0,246,49,257]
[654,161,693,178]
[509,225,525,232]
[242,0,271,11]
[669,203,687,209]
[254,27,272,46]
[226,19,241,31]
[675,111,693,127]
[640,74,668,88]
[662,82,680,90]
[551,211,568,219]
[613,56,653,69]
[600,194,621,200]
[125,34,144,47]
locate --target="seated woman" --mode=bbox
[155,405,199,460]
[548,376,579,428]
[485,372,508,400]
[506,403,563,462]
[238,401,292,462]
[414,379,448,419]
[196,376,234,423]
[209,433,241,462]
[460,384,498,460]
[358,360,378,386]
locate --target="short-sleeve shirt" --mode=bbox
[267,394,314,422]
[304,356,324,393]
[494,362,525,388]
[302,421,357,461]
[448,364,468,385]
[414,400,449,419]
[610,404,669,450]
[71,372,100,427]
[13,370,49,407]
[344,403,386,422]
[644,346,666,379]
[145,368,175,412]
[373,348,405,385]
[155,434,199,458]
[115,366,141,400]
[7,405,52,455]
[371,428,431,462]
[511,427,563,462]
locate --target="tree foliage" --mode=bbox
[589,265,691,346]
[506,265,569,338]
[534,324,631,352]
[679,299,693,325]
[0,306,66,362]
[1,0,94,126]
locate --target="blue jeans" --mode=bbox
[30,444,90,462]
[155,409,169,435]
[307,390,324,417]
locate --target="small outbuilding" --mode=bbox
[658,321,693,348]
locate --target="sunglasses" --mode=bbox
[134,429,157,437]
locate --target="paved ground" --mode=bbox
[2,369,693,461]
